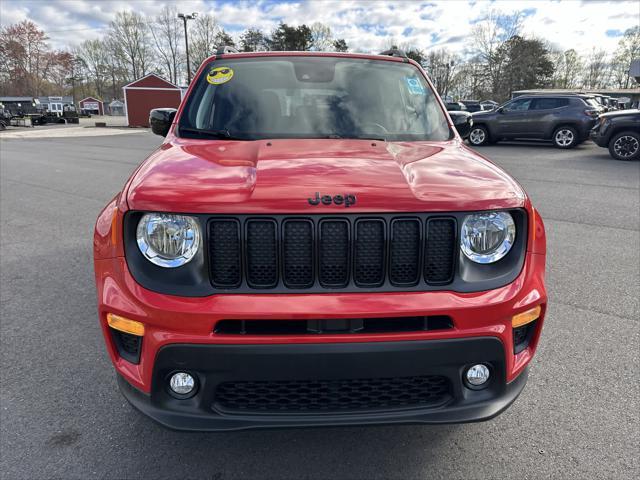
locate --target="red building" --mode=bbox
[123,74,182,127]
[78,96,104,115]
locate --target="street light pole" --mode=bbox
[178,12,198,84]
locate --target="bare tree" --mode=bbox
[471,10,523,96]
[310,22,333,51]
[612,26,640,88]
[583,49,609,89]
[108,11,153,81]
[190,13,220,76]
[424,48,460,98]
[551,49,583,89]
[103,35,129,100]
[151,5,182,84]
[77,39,109,98]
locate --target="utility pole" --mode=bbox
[178,12,198,84]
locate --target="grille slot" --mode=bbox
[283,220,314,288]
[354,219,385,286]
[246,220,278,288]
[319,220,350,288]
[389,219,421,286]
[424,218,456,284]
[214,316,454,335]
[214,375,451,414]
[209,220,241,287]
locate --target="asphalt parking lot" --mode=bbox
[1,131,638,479]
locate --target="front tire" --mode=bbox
[552,126,578,149]
[608,131,640,161]
[469,125,490,146]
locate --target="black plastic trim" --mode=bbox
[245,218,279,289]
[389,217,422,286]
[354,218,386,287]
[513,320,538,354]
[281,218,315,289]
[424,216,458,285]
[109,328,142,364]
[115,337,529,431]
[123,209,528,297]
[318,218,351,288]
[209,218,242,288]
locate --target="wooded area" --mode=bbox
[0,6,637,103]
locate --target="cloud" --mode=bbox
[0,0,637,57]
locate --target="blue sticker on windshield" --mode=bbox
[405,77,425,95]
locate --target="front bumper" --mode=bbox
[118,338,528,431]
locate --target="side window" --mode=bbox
[532,98,569,110]
[504,98,532,112]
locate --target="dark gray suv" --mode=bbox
[468,95,599,148]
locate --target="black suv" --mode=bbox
[469,95,599,148]
[591,109,640,161]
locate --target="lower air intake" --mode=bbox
[214,375,451,414]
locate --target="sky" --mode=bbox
[0,0,638,57]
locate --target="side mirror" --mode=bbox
[449,111,473,139]
[149,108,177,137]
[496,107,504,114]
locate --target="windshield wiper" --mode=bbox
[179,126,246,140]
[312,133,387,141]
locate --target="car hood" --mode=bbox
[126,137,526,214]
[471,110,497,118]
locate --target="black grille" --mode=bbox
[214,375,451,414]
[246,220,278,288]
[389,219,421,285]
[354,220,385,286]
[425,218,456,284]
[283,220,314,288]
[209,220,241,287]
[207,215,457,291]
[319,220,350,287]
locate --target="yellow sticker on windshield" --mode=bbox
[207,66,234,85]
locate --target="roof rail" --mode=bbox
[379,47,408,59]
[216,45,239,55]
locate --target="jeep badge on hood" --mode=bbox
[308,192,357,207]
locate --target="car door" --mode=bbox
[528,97,566,137]
[495,98,533,137]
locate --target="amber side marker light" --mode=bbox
[512,305,542,328]
[107,313,145,336]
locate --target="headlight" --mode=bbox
[136,213,201,268]
[461,211,516,264]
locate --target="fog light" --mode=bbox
[466,364,490,386]
[169,372,196,395]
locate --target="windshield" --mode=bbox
[179,56,450,141]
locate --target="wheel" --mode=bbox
[608,131,640,161]
[468,125,490,146]
[552,126,578,149]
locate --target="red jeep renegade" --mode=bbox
[94,49,547,431]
